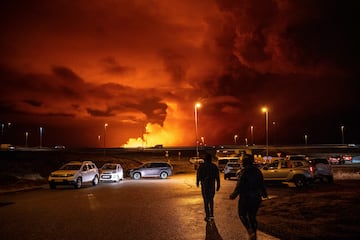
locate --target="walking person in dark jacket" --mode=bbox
[230,154,267,240]
[196,154,220,222]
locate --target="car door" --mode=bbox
[81,164,91,182]
[275,160,293,179]
[261,160,280,180]
[147,163,161,177]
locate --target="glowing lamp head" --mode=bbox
[195,102,201,109]
[261,107,268,113]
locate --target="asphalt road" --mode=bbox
[0,173,279,240]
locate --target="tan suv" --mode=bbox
[48,161,99,189]
[260,159,313,187]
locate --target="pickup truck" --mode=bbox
[260,159,313,187]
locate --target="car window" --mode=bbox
[293,161,305,167]
[281,161,291,168]
[267,160,279,169]
[61,164,82,170]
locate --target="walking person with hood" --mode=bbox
[196,153,220,222]
[230,154,267,240]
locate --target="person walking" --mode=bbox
[196,153,220,222]
[229,154,267,240]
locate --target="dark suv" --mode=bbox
[129,162,173,180]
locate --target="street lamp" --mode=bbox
[304,134,308,145]
[194,102,201,157]
[104,123,108,156]
[234,134,238,145]
[39,127,43,148]
[341,125,344,144]
[250,125,254,145]
[261,107,269,160]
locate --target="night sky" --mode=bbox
[1,0,359,148]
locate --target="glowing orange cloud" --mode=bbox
[124,101,191,147]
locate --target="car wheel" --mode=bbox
[49,183,56,189]
[74,177,82,189]
[133,172,141,180]
[293,175,306,188]
[92,175,99,186]
[160,172,168,179]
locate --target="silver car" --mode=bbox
[129,162,173,180]
[100,163,124,182]
[48,161,99,189]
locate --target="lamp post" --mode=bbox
[272,121,276,145]
[98,135,101,147]
[25,132,28,147]
[104,123,108,156]
[250,125,254,145]
[261,107,269,160]
[194,102,201,157]
[341,125,344,144]
[234,134,238,145]
[39,127,43,148]
[304,134,308,145]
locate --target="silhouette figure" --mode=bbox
[230,154,267,240]
[196,154,220,221]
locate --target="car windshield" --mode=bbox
[60,164,82,170]
[102,164,116,170]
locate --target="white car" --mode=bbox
[100,163,124,182]
[48,161,99,189]
[224,162,242,180]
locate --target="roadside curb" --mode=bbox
[0,185,45,195]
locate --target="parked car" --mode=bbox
[100,163,124,182]
[259,159,313,187]
[328,155,343,164]
[224,162,242,180]
[308,158,334,183]
[48,161,99,189]
[342,155,353,164]
[352,155,360,164]
[217,156,240,172]
[129,162,173,180]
